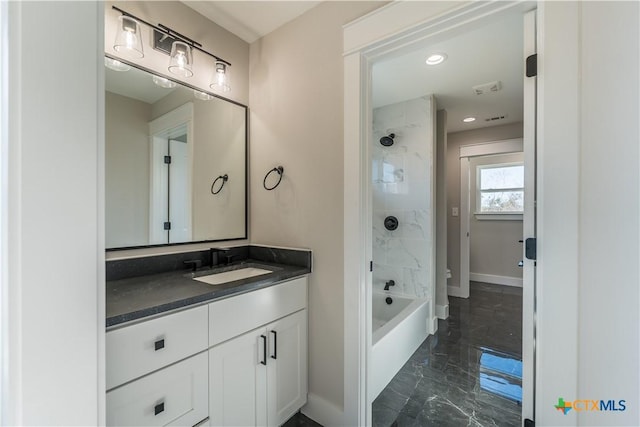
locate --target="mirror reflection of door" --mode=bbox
[149,108,193,245]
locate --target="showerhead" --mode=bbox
[380,133,395,147]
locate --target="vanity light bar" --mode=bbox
[112,6,232,67]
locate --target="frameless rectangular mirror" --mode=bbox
[105,56,247,250]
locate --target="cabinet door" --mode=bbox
[267,309,308,427]
[209,328,268,427]
[106,352,208,427]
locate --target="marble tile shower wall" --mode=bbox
[372,96,434,299]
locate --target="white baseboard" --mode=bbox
[447,285,466,298]
[301,393,343,427]
[429,316,438,334]
[436,304,449,320]
[470,273,523,287]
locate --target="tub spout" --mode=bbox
[384,280,395,291]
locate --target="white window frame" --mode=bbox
[475,161,524,220]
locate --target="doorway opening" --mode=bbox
[348,2,533,421]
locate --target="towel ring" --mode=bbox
[211,174,228,195]
[263,166,284,191]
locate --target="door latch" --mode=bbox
[525,238,537,260]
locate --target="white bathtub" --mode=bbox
[370,291,429,400]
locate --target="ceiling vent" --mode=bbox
[473,81,502,95]
[484,114,508,122]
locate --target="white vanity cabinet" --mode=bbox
[208,277,308,427]
[106,352,208,427]
[106,276,308,427]
[106,306,210,427]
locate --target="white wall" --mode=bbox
[577,2,639,425]
[435,110,448,314]
[248,2,385,422]
[469,152,524,283]
[6,2,103,424]
[537,2,639,425]
[105,91,151,247]
[372,96,435,300]
[446,123,523,288]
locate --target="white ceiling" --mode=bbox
[181,1,322,44]
[372,13,524,133]
[105,63,179,104]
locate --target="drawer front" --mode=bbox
[107,305,208,390]
[209,277,307,346]
[106,352,208,427]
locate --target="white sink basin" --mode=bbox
[193,267,272,285]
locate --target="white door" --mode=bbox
[267,310,308,427]
[149,136,169,245]
[209,328,268,427]
[168,138,192,243]
[521,9,537,425]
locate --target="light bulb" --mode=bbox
[113,16,144,58]
[168,41,193,78]
[210,61,230,93]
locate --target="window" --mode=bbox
[477,163,524,214]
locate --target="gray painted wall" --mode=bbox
[446,122,523,288]
[469,152,524,281]
[105,91,151,248]
[248,1,386,418]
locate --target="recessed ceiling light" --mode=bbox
[462,117,476,123]
[425,53,447,65]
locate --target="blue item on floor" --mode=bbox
[480,352,523,379]
[480,372,523,403]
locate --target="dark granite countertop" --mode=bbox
[106,248,311,328]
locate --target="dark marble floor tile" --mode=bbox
[282,412,323,427]
[374,387,410,412]
[386,369,422,398]
[373,282,523,427]
[502,286,524,296]
[373,403,399,427]
[392,413,418,427]
[414,396,477,427]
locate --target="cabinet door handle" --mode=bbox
[154,338,165,351]
[260,335,267,365]
[270,330,277,360]
[154,401,165,415]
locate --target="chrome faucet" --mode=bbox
[384,280,395,291]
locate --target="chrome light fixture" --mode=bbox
[168,41,193,78]
[113,15,144,58]
[210,61,230,93]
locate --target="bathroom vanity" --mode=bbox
[105,246,311,427]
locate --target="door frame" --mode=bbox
[455,138,524,300]
[343,1,538,425]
